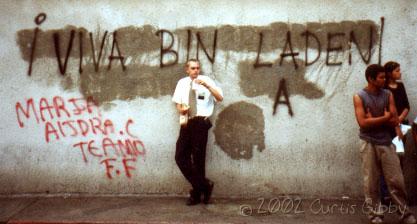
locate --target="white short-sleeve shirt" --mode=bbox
[172,75,223,117]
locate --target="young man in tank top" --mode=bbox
[353,64,416,224]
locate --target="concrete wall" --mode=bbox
[1,0,416,198]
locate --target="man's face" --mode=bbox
[186,61,200,79]
[371,72,386,88]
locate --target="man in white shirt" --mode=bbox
[172,59,223,205]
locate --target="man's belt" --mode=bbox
[189,116,209,121]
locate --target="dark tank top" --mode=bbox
[357,88,392,145]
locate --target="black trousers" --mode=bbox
[175,117,212,196]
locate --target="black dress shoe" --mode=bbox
[203,181,214,204]
[186,189,201,206]
[186,196,200,206]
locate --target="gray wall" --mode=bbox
[1,0,417,198]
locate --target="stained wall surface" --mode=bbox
[1,0,417,198]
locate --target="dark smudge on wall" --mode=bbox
[15,20,377,103]
[214,101,265,160]
[17,20,379,62]
[239,58,325,100]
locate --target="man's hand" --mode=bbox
[396,125,405,140]
[176,104,189,115]
[365,108,391,120]
[385,108,400,127]
[365,108,373,118]
[195,79,208,88]
[383,108,391,120]
[179,107,189,115]
[194,79,223,102]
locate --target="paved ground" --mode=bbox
[0,196,416,224]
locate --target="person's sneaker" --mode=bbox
[402,214,417,224]
[370,216,383,224]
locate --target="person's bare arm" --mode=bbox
[387,92,400,127]
[353,94,391,129]
[195,79,223,102]
[398,108,409,123]
[387,92,404,139]
[399,83,410,123]
[395,125,404,140]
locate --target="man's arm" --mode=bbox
[398,83,410,123]
[353,94,391,129]
[387,92,404,139]
[399,108,409,123]
[205,84,223,102]
[195,79,223,102]
[387,92,400,127]
[172,79,189,115]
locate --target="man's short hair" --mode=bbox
[365,64,385,82]
[186,59,200,67]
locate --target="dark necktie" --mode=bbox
[189,80,197,118]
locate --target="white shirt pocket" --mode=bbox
[196,86,210,105]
